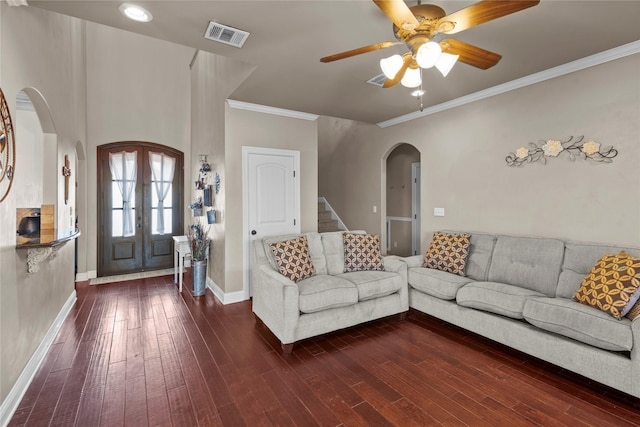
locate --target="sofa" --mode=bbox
[404,231,640,399]
[252,231,408,353]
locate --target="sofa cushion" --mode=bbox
[456,282,545,319]
[297,275,358,314]
[465,233,498,281]
[557,242,640,299]
[263,232,327,275]
[322,230,366,275]
[423,231,471,276]
[488,236,564,296]
[574,252,640,319]
[270,236,316,283]
[343,233,384,273]
[338,270,403,301]
[408,267,473,300]
[523,297,633,352]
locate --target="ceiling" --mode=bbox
[28,1,640,124]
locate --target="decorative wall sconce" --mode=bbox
[199,154,211,175]
[506,135,618,167]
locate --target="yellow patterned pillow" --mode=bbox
[423,231,471,276]
[270,236,316,283]
[343,233,384,273]
[574,252,640,320]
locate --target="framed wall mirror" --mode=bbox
[0,87,16,202]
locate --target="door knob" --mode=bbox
[251,230,257,235]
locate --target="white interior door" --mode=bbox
[243,147,300,298]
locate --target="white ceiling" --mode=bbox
[29,1,640,124]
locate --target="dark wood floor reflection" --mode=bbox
[9,273,640,426]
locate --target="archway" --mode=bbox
[384,143,421,256]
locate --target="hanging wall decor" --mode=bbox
[0,87,16,202]
[506,135,617,167]
[213,172,221,194]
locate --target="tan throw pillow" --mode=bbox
[627,300,640,321]
[343,233,384,273]
[270,236,316,283]
[423,231,471,276]
[574,252,640,320]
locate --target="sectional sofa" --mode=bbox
[252,229,640,399]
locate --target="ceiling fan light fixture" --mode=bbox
[401,67,421,88]
[119,3,153,22]
[411,89,425,97]
[416,41,442,69]
[380,54,403,79]
[435,53,459,77]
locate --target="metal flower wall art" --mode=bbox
[505,135,618,167]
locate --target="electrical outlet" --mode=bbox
[434,207,445,217]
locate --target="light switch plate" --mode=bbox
[434,207,445,217]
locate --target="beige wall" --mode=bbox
[225,106,319,294]
[190,50,256,293]
[0,4,85,403]
[84,22,193,275]
[319,54,640,250]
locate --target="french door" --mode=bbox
[98,142,183,277]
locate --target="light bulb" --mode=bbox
[119,3,153,22]
[435,53,459,77]
[380,55,403,79]
[401,67,421,88]
[416,41,442,69]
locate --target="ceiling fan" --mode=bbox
[321,0,540,89]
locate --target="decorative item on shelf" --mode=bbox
[506,135,618,167]
[189,197,203,217]
[0,87,16,203]
[199,154,211,174]
[188,220,210,296]
[213,172,220,194]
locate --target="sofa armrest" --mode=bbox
[253,265,301,344]
[383,256,409,310]
[402,255,424,268]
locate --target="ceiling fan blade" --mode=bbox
[373,0,419,31]
[320,41,399,63]
[440,39,501,70]
[382,54,413,88]
[437,0,540,35]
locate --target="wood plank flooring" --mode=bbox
[8,273,640,426]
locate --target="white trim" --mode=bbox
[77,270,97,282]
[227,99,319,121]
[6,0,29,6]
[387,216,412,222]
[0,290,76,427]
[207,277,247,305]
[377,40,640,128]
[411,162,421,256]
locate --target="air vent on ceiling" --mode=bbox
[366,73,387,87]
[204,21,250,48]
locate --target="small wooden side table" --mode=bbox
[173,235,191,292]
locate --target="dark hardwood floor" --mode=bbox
[8,272,640,426]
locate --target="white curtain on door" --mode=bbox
[149,152,176,234]
[109,151,137,237]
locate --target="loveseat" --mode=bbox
[252,231,408,352]
[404,231,640,399]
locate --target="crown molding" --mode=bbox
[6,0,29,6]
[377,40,640,128]
[227,99,319,121]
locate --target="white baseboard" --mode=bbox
[76,270,96,282]
[207,277,247,305]
[0,290,77,427]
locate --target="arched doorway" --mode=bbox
[385,143,421,256]
[97,141,184,277]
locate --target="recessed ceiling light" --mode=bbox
[119,3,153,22]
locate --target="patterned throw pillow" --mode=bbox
[574,252,640,320]
[627,300,640,321]
[343,233,384,273]
[423,231,471,276]
[270,236,316,283]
